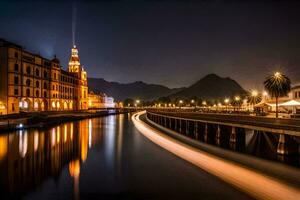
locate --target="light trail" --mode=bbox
[132,111,300,200]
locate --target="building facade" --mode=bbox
[88,91,115,109]
[0,39,88,115]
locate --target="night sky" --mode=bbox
[1,0,300,90]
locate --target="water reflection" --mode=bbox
[0,115,126,199]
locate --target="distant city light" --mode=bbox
[224,98,230,104]
[235,96,240,101]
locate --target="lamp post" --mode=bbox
[224,98,230,112]
[234,96,241,111]
[135,100,140,110]
[251,90,258,112]
[191,99,196,110]
[179,100,183,109]
[202,101,207,111]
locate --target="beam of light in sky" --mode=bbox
[72,1,77,46]
[132,111,300,200]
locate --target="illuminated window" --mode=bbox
[52,101,56,108]
[34,102,38,109]
[23,101,28,108]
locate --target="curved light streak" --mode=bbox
[132,111,300,200]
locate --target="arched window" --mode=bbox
[44,82,47,89]
[36,68,39,77]
[36,90,39,97]
[44,91,47,98]
[26,79,31,87]
[26,66,31,74]
[36,81,39,88]
[26,89,30,97]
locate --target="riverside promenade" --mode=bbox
[0,109,129,132]
[147,110,300,135]
[146,110,300,155]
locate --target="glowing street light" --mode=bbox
[135,100,140,108]
[224,98,230,111]
[251,90,258,97]
[235,96,240,101]
[179,100,183,109]
[274,71,282,79]
[224,98,230,104]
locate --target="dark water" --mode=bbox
[0,114,252,200]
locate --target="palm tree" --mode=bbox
[264,72,291,118]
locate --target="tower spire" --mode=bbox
[68,45,81,73]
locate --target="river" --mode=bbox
[0,113,264,199]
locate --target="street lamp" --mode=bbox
[224,98,230,111]
[234,96,241,111]
[251,90,258,97]
[191,99,196,110]
[250,90,260,112]
[135,100,140,109]
[179,100,183,109]
[274,71,282,79]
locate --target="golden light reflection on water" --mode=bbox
[0,115,127,197]
[0,120,91,194]
[0,135,8,162]
[34,131,39,152]
[69,159,81,178]
[18,130,28,158]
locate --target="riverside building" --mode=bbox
[0,39,90,115]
